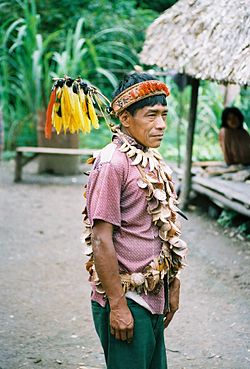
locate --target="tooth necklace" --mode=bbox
[83,126,188,299]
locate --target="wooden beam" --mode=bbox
[14,153,39,182]
[179,78,199,209]
[16,146,99,156]
[192,183,250,218]
[14,151,23,182]
[192,176,250,207]
[192,161,225,167]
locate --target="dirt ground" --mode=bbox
[0,159,249,369]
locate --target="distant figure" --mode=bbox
[219,107,250,165]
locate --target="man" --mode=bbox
[83,72,187,369]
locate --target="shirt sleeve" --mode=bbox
[86,162,123,227]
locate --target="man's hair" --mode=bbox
[112,72,167,116]
[221,107,244,129]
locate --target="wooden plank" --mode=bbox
[192,176,250,207]
[14,153,40,182]
[16,146,99,156]
[192,161,225,167]
[204,166,240,176]
[14,151,23,182]
[192,183,250,217]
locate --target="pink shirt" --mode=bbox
[86,136,165,314]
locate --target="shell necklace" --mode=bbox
[83,127,188,296]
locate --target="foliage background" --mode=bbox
[0,0,249,164]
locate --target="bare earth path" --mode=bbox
[0,160,249,369]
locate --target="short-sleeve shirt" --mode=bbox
[86,137,165,314]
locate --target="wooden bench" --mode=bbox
[170,161,250,217]
[15,146,98,182]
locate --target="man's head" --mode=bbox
[111,72,169,148]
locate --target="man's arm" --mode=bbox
[163,276,180,329]
[91,220,134,342]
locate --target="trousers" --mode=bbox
[91,298,168,369]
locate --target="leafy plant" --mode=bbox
[1,0,150,150]
[0,0,60,148]
[51,18,137,94]
[159,79,226,163]
[136,0,178,12]
[217,210,237,227]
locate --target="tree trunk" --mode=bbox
[179,78,199,209]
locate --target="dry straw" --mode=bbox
[140,0,250,86]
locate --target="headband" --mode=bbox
[111,80,170,116]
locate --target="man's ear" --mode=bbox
[119,110,131,128]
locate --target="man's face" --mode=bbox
[121,104,167,148]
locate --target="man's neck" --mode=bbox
[119,126,147,151]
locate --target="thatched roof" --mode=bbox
[140,0,250,86]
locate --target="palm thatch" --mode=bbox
[140,0,250,86]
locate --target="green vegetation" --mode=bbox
[217,210,250,238]
[217,210,238,228]
[159,78,225,163]
[0,0,249,164]
[0,0,158,149]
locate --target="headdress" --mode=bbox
[44,76,110,139]
[111,80,170,116]
[44,76,170,138]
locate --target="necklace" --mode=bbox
[82,127,188,296]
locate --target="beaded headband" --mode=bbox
[111,80,170,116]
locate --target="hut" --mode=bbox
[140,0,250,211]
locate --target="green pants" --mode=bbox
[91,298,167,369]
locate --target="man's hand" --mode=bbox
[164,277,180,329]
[110,298,134,342]
[92,221,134,342]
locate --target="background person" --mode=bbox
[219,107,250,165]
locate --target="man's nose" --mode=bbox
[155,115,166,129]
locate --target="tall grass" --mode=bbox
[51,17,138,149]
[0,5,138,149]
[0,0,58,148]
[51,18,138,93]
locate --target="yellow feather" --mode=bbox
[52,104,63,134]
[79,90,91,133]
[68,116,75,133]
[71,90,86,133]
[62,85,75,132]
[86,95,99,129]
[60,88,68,133]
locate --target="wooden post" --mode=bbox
[179,78,199,209]
[15,152,23,182]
